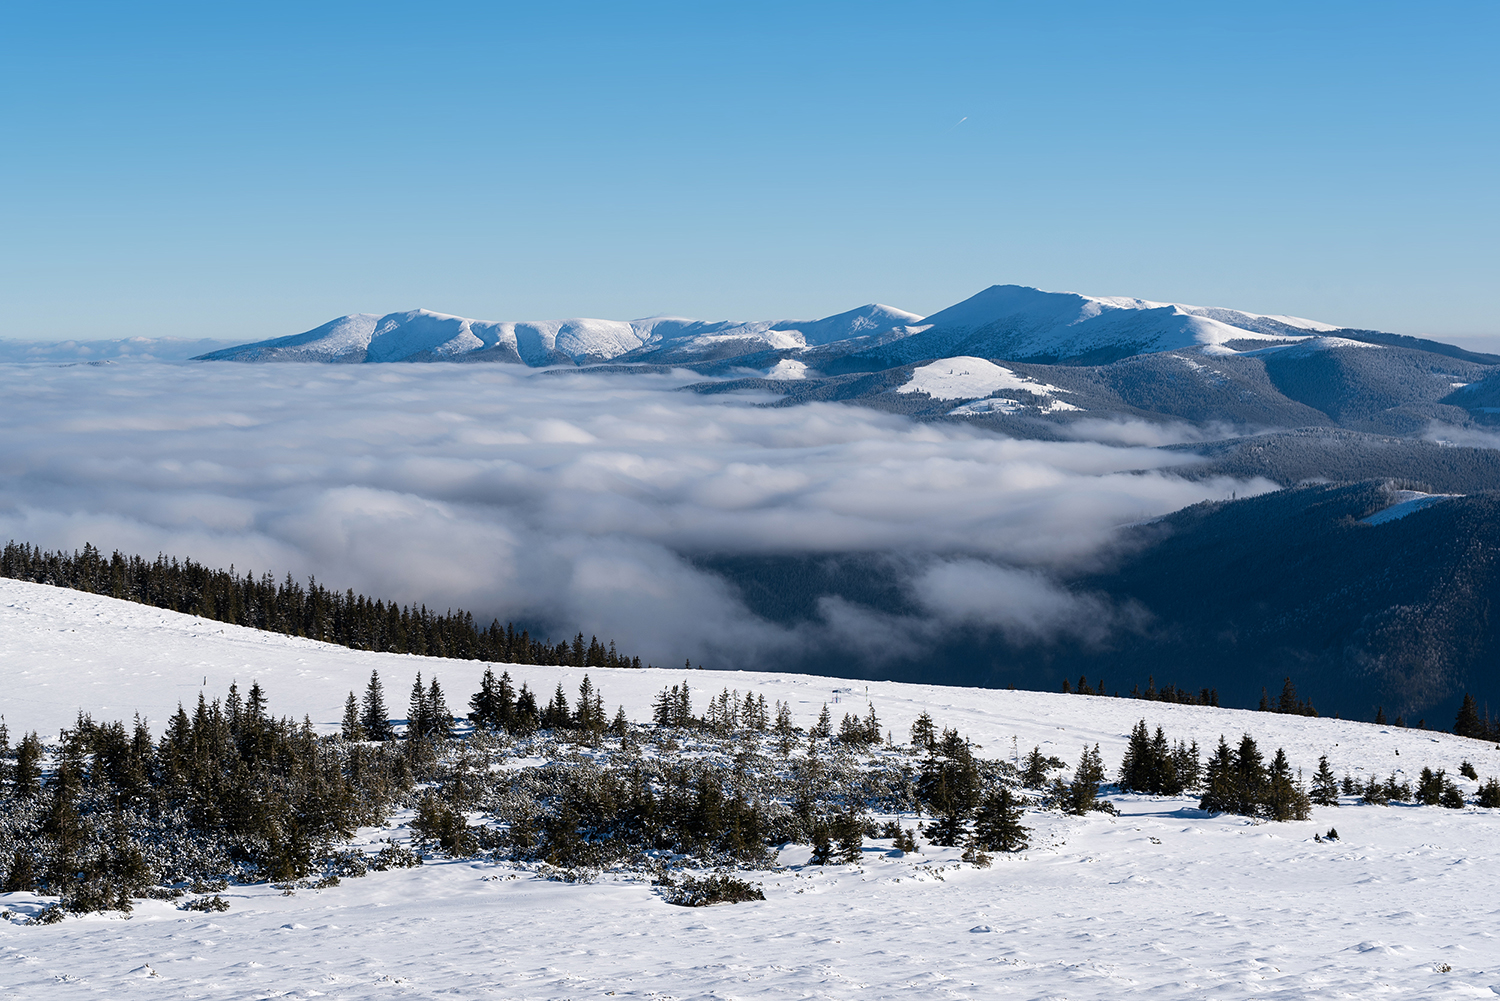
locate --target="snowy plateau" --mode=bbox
[3,579,1500,999]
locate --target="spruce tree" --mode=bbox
[1172,740,1201,793]
[1455,693,1482,738]
[427,678,453,740]
[1148,726,1179,795]
[1118,720,1152,792]
[1065,744,1106,815]
[1199,737,1239,814]
[813,705,832,739]
[513,684,540,735]
[972,786,1030,852]
[1278,678,1299,714]
[468,667,500,730]
[14,732,43,797]
[1264,748,1310,821]
[909,711,936,751]
[1232,734,1266,816]
[408,673,431,741]
[340,693,366,742]
[361,671,393,741]
[1310,754,1340,807]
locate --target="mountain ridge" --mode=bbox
[197,284,1481,371]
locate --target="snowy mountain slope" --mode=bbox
[3,575,1493,787]
[825,285,1362,371]
[4,576,1500,998]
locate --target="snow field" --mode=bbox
[3,578,1500,998]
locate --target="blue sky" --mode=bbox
[2,1,1496,343]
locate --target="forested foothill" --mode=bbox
[5,665,1500,923]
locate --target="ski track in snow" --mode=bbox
[3,578,1500,998]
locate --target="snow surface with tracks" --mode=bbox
[3,578,1500,999]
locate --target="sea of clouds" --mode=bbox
[0,362,1275,670]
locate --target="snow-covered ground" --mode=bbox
[897,357,1068,403]
[3,578,1499,998]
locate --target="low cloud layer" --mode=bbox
[0,363,1274,668]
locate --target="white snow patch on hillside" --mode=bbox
[3,577,1500,998]
[1362,490,1462,526]
[898,356,1066,401]
[1237,335,1385,358]
[766,358,809,380]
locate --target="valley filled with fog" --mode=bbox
[0,361,1267,675]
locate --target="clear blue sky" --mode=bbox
[2,1,1496,343]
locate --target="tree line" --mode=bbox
[0,540,647,670]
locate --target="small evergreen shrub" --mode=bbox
[27,904,65,925]
[181,895,231,912]
[369,844,423,871]
[660,874,764,907]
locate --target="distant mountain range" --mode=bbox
[194,284,1500,434]
[200,284,1473,368]
[195,285,1500,722]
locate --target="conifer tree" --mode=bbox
[408,673,431,741]
[1233,734,1266,815]
[813,705,832,739]
[1455,693,1482,738]
[513,684,540,735]
[361,671,393,741]
[427,678,453,740]
[909,711,936,751]
[1118,720,1152,792]
[1149,727,1182,795]
[1264,748,1311,821]
[1278,677,1299,714]
[1199,736,1239,814]
[1021,746,1064,789]
[14,732,43,797]
[1064,744,1106,815]
[543,683,571,730]
[341,693,366,742]
[972,786,1030,852]
[833,808,865,864]
[1310,754,1340,806]
[468,667,500,730]
[808,824,836,865]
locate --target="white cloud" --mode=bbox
[0,362,1276,667]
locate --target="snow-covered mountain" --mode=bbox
[196,304,923,366]
[830,285,1350,370]
[193,285,1378,370]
